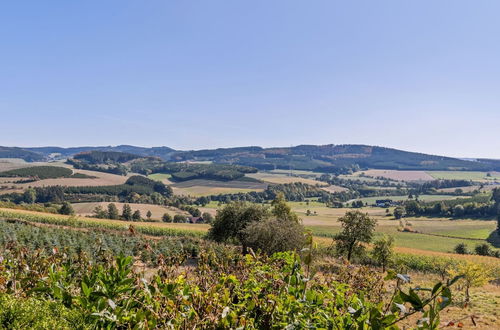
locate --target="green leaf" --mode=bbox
[431,282,443,295]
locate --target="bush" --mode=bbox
[475,243,492,256]
[162,213,172,222]
[59,202,74,215]
[0,294,84,329]
[242,218,305,255]
[454,243,469,255]
[173,214,187,223]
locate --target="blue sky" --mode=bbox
[1,1,499,158]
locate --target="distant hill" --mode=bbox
[171,144,497,172]
[0,146,44,162]
[2,144,499,172]
[22,145,176,160]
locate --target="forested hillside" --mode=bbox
[3,144,500,173]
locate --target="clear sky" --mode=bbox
[1,1,499,158]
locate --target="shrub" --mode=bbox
[59,202,74,215]
[0,295,84,329]
[242,218,305,255]
[454,243,469,255]
[474,243,492,256]
[162,213,172,222]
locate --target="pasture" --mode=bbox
[71,202,189,220]
[147,173,173,184]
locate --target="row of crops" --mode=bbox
[0,220,201,266]
[0,209,205,238]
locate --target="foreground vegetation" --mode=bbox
[0,227,463,329]
[0,195,499,328]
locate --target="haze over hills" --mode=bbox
[2,144,499,172]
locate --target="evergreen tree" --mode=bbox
[132,210,142,221]
[122,204,132,220]
[107,203,119,219]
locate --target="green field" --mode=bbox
[427,171,500,181]
[148,173,172,182]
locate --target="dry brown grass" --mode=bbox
[359,169,434,181]
[246,172,326,186]
[321,185,349,193]
[172,179,267,196]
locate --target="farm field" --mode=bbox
[338,174,389,184]
[356,169,434,181]
[320,184,349,193]
[427,171,500,181]
[171,179,267,196]
[350,194,465,205]
[438,184,500,193]
[246,172,325,185]
[268,169,321,178]
[199,200,500,254]
[1,205,498,266]
[0,207,209,234]
[0,159,67,172]
[72,202,189,220]
[0,159,131,195]
[147,173,173,184]
[17,169,129,187]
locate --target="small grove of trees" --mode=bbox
[208,193,305,254]
[92,203,180,222]
[334,211,377,261]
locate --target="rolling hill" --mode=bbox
[3,144,499,172]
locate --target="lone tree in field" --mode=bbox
[107,203,119,219]
[448,261,493,304]
[335,211,377,261]
[371,234,394,272]
[146,210,152,220]
[122,204,132,221]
